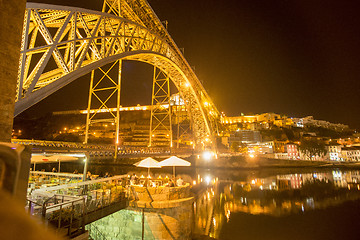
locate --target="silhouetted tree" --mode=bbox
[299,138,327,160]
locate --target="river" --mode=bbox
[36,161,360,240]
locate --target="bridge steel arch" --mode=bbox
[15,3,220,149]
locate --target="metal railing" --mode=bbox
[11,139,115,150]
[27,194,86,236]
[27,175,129,236]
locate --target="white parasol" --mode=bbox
[134,157,161,177]
[159,156,191,178]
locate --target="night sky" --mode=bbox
[24,0,360,129]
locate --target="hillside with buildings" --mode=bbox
[13,109,359,162]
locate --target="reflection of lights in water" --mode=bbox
[260,185,263,190]
[205,176,212,185]
[203,151,212,160]
[302,205,305,212]
[226,210,231,222]
[249,154,255,158]
[213,218,216,227]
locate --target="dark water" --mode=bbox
[35,161,360,240]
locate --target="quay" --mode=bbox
[27,171,196,239]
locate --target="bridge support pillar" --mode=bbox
[84,60,122,154]
[0,0,27,142]
[149,67,173,148]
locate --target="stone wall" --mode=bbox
[88,185,194,239]
[0,0,27,142]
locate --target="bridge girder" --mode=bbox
[16,3,220,149]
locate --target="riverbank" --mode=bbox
[194,155,360,169]
[92,155,360,170]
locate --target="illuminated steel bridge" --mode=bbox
[15,0,220,151]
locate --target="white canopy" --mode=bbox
[134,157,161,168]
[31,154,78,163]
[31,154,80,172]
[134,157,161,177]
[159,156,191,177]
[31,154,79,163]
[159,156,191,167]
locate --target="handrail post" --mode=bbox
[82,197,86,233]
[58,204,63,229]
[68,201,74,236]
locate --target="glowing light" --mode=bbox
[203,151,212,160]
[249,154,255,158]
[185,82,190,87]
[205,176,211,185]
[193,180,197,185]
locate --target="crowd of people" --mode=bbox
[129,173,185,187]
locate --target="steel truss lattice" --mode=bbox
[149,67,172,147]
[16,2,220,150]
[84,60,122,146]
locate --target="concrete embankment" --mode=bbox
[87,184,194,240]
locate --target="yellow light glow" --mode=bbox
[203,151,212,160]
